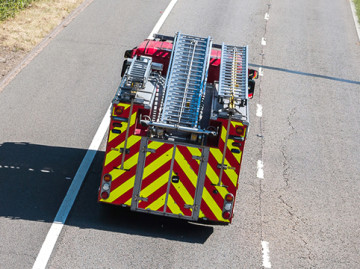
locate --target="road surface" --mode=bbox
[0,0,359,268]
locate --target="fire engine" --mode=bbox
[98,32,257,223]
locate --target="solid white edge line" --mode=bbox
[33,0,178,267]
[147,0,178,39]
[32,104,112,269]
[349,0,360,42]
[261,241,272,268]
[257,160,264,179]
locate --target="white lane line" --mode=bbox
[147,0,178,39]
[256,104,263,117]
[264,13,270,20]
[32,104,111,269]
[261,37,267,46]
[33,1,178,267]
[259,67,264,76]
[261,241,272,268]
[257,160,264,179]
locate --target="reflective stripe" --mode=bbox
[140,169,170,198]
[200,119,246,222]
[104,135,140,167]
[138,142,174,211]
[108,175,136,203]
[201,187,223,220]
[146,193,167,211]
[100,103,140,205]
[166,195,183,215]
[108,111,137,144]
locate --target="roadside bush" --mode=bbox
[0,0,35,21]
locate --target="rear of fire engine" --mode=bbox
[98,32,257,223]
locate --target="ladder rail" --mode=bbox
[126,56,153,87]
[157,32,181,122]
[178,39,198,125]
[160,32,212,128]
[196,36,212,126]
[218,44,249,103]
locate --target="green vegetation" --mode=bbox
[355,0,360,23]
[0,0,36,21]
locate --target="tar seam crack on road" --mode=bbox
[280,107,297,188]
[257,3,316,266]
[277,107,316,266]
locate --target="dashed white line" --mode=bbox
[261,37,267,46]
[257,160,264,179]
[256,104,263,117]
[261,241,272,268]
[259,67,264,76]
[260,12,269,269]
[32,1,178,267]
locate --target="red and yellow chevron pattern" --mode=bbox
[199,118,247,222]
[138,142,201,218]
[138,141,173,212]
[165,145,201,216]
[99,103,141,206]
[100,103,247,223]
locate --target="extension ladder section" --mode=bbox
[160,32,212,128]
[127,56,152,86]
[218,44,248,103]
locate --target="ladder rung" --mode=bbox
[160,32,212,127]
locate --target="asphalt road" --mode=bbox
[0,0,359,268]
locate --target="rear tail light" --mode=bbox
[103,174,112,182]
[225,193,234,202]
[101,191,109,200]
[222,193,234,220]
[100,174,112,200]
[222,211,231,220]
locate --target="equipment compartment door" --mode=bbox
[135,141,203,219]
[137,141,174,212]
[165,145,202,217]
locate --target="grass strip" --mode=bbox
[355,0,360,23]
[0,0,37,21]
